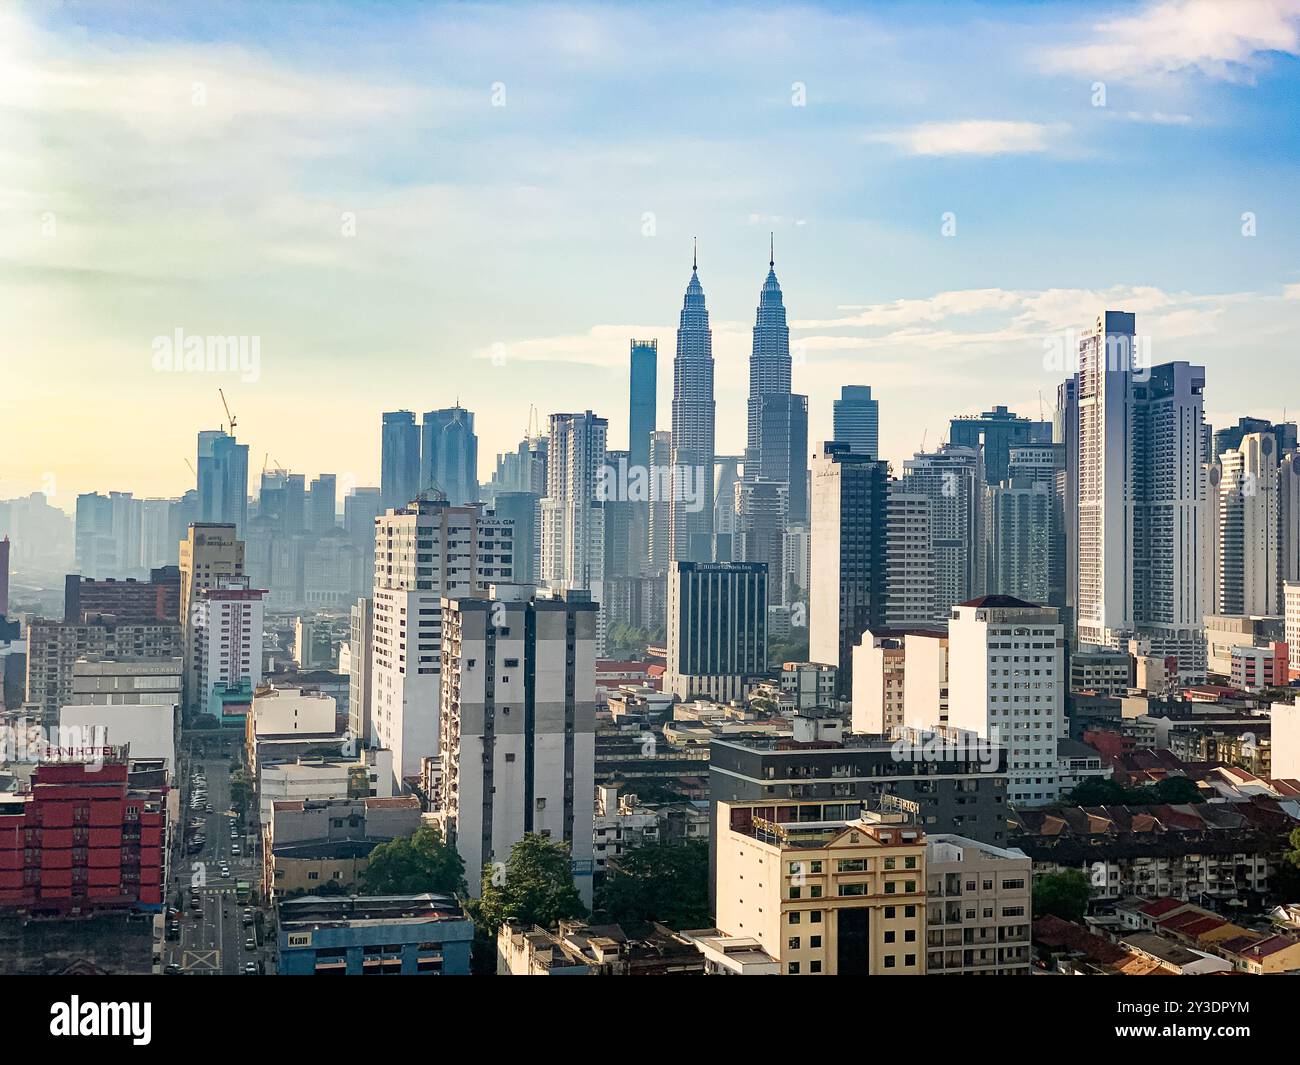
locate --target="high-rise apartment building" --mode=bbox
[369,499,514,785]
[901,445,982,624]
[380,411,421,511]
[348,596,373,745]
[832,385,880,460]
[189,575,265,715]
[539,411,606,650]
[666,561,767,701]
[946,596,1065,805]
[810,443,889,697]
[439,585,597,904]
[669,248,716,563]
[1213,432,1281,616]
[1074,312,1208,678]
[886,484,936,629]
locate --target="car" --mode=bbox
[243,962,258,975]
[231,845,241,856]
[164,964,182,975]
[244,937,256,951]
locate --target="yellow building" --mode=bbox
[715,798,927,975]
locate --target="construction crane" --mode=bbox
[219,388,237,435]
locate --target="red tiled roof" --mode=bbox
[1139,897,1187,919]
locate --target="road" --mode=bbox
[163,733,272,976]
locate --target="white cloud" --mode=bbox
[1046,0,1300,82]
[869,120,1065,156]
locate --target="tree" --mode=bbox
[470,834,587,935]
[360,824,466,896]
[594,840,710,931]
[1033,869,1091,923]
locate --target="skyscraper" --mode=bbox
[308,474,337,533]
[744,243,808,534]
[539,411,607,649]
[1213,432,1281,616]
[949,405,1052,486]
[421,406,479,506]
[196,429,249,536]
[380,411,420,511]
[666,561,768,702]
[1074,312,1208,677]
[832,385,880,460]
[809,443,890,697]
[369,499,515,785]
[628,339,657,473]
[901,444,983,623]
[669,244,715,563]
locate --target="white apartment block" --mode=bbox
[539,411,607,652]
[1074,312,1207,679]
[370,499,514,788]
[946,596,1065,806]
[1215,433,1281,617]
[1286,581,1300,682]
[886,485,936,629]
[924,834,1033,975]
[189,577,264,714]
[902,631,948,729]
[439,585,597,904]
[852,631,906,734]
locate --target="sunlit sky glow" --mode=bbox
[3,0,1299,507]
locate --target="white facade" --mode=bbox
[1272,702,1300,782]
[539,411,606,650]
[189,578,264,713]
[250,686,337,736]
[902,632,949,729]
[886,486,936,629]
[1215,433,1281,617]
[369,499,514,787]
[59,702,177,769]
[946,598,1065,806]
[851,631,906,734]
[439,585,597,904]
[257,748,394,823]
[1286,581,1300,682]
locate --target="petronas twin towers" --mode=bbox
[668,240,808,574]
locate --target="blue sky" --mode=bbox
[3,0,1299,503]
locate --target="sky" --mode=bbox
[3,0,1300,509]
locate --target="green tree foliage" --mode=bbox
[594,840,710,931]
[469,834,587,935]
[359,824,467,897]
[1064,775,1204,807]
[1033,869,1091,923]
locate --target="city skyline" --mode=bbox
[5,1,1300,505]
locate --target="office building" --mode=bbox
[189,576,265,715]
[832,385,879,460]
[196,428,249,536]
[277,893,473,975]
[666,561,767,702]
[439,585,598,904]
[809,443,889,697]
[714,798,927,975]
[949,405,1051,487]
[628,339,657,474]
[380,411,421,511]
[307,474,337,533]
[420,406,479,506]
[669,247,716,563]
[734,479,787,605]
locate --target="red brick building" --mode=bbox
[0,750,167,915]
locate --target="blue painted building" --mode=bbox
[277,893,474,975]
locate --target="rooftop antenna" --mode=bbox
[769,231,774,268]
[692,237,697,272]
